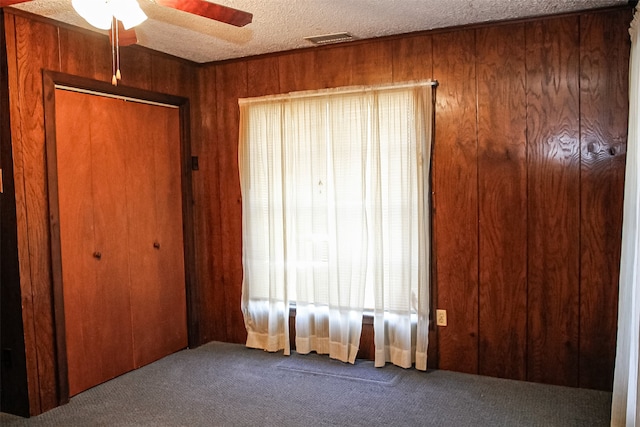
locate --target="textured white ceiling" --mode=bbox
[9,0,629,63]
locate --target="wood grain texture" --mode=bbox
[122,98,159,369]
[178,96,198,349]
[216,61,247,343]
[432,29,479,374]
[151,54,196,96]
[54,90,189,395]
[41,73,70,404]
[56,92,136,396]
[151,104,189,362]
[357,323,375,360]
[49,88,94,400]
[58,28,111,82]
[118,46,153,90]
[315,40,393,87]
[3,12,42,415]
[12,15,61,413]
[392,34,433,82]
[476,24,528,380]
[247,56,280,97]
[193,65,225,343]
[84,95,137,394]
[278,49,320,93]
[526,16,581,387]
[5,11,199,412]
[0,10,30,417]
[578,8,631,390]
[125,101,187,369]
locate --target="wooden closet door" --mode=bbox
[57,89,187,396]
[122,100,187,368]
[56,90,135,396]
[151,104,187,364]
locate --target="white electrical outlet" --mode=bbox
[436,309,447,327]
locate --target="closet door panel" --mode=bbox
[56,90,135,396]
[152,106,188,360]
[88,95,136,384]
[56,90,99,396]
[121,100,162,368]
[56,90,187,394]
[124,101,187,368]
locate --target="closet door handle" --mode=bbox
[153,241,160,249]
[93,251,102,260]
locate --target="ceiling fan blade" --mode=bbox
[0,0,32,7]
[109,21,138,46]
[155,0,252,27]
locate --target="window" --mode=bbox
[239,81,435,370]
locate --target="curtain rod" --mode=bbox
[239,80,438,105]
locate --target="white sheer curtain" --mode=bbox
[238,81,434,369]
[611,6,640,427]
[369,89,432,369]
[238,101,290,354]
[286,93,369,363]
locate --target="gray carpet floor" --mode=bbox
[0,341,611,426]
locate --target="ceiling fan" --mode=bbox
[0,0,253,46]
[0,0,252,84]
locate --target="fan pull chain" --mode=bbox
[111,18,122,86]
[115,19,121,82]
[111,18,117,85]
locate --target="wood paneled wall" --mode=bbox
[1,4,631,417]
[579,11,630,391]
[2,11,196,415]
[0,9,30,417]
[476,24,528,381]
[201,7,631,391]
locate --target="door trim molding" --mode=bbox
[42,70,198,405]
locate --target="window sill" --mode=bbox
[288,306,374,326]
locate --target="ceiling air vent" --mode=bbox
[304,32,356,45]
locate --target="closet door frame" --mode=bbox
[43,71,197,405]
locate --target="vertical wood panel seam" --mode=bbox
[573,16,581,386]
[473,29,482,372]
[119,89,138,372]
[576,12,583,388]
[56,27,61,74]
[213,65,222,341]
[390,42,395,81]
[523,21,530,384]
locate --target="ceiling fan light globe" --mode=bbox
[71,0,113,30]
[112,0,147,30]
